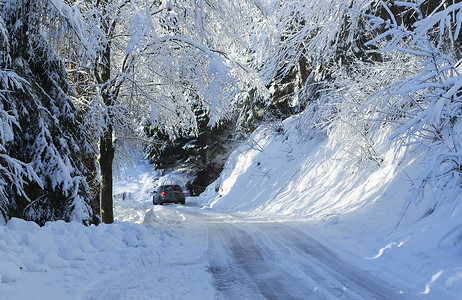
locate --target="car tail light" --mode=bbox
[181,190,184,194]
[161,192,166,195]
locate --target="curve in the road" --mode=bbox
[205,218,418,300]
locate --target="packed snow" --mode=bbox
[1,114,462,299]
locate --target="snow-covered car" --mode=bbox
[153,185,186,205]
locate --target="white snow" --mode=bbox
[0,160,212,299]
[0,115,461,299]
[198,114,462,298]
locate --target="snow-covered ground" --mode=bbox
[199,114,462,298]
[1,113,462,299]
[0,161,214,299]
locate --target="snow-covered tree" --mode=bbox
[0,14,38,223]
[144,0,389,197]
[298,0,462,243]
[0,0,97,225]
[145,103,236,196]
[257,1,378,99]
[61,0,255,223]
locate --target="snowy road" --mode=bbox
[80,205,418,299]
[182,207,416,300]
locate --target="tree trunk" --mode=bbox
[99,40,114,223]
[248,88,259,122]
[99,124,114,223]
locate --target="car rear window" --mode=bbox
[163,185,182,191]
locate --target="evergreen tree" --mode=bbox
[0,0,97,225]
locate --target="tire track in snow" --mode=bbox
[201,211,417,299]
[206,221,319,299]
[251,222,417,300]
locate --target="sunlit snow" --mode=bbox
[1,115,462,299]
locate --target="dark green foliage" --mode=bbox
[146,106,235,196]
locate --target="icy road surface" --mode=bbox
[206,220,402,299]
[85,203,418,300]
[189,209,414,300]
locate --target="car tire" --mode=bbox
[159,201,163,205]
[181,201,185,205]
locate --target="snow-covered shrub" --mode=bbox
[281,0,462,239]
[310,47,422,169]
[297,1,462,225]
[355,1,462,235]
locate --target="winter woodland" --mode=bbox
[0,0,461,244]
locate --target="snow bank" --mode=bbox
[199,113,462,298]
[0,218,144,288]
[0,211,211,298]
[0,161,212,299]
[201,115,407,219]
